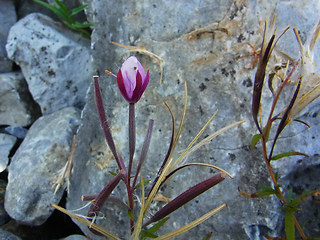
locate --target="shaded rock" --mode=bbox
[3,126,28,139]
[0,134,16,173]
[63,234,87,240]
[17,0,87,22]
[0,229,21,240]
[67,0,320,239]
[6,13,93,114]
[0,0,16,73]
[0,72,39,126]
[0,180,10,226]
[5,107,80,226]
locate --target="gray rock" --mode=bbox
[67,0,320,239]
[0,72,39,126]
[0,0,16,73]
[0,229,21,240]
[6,13,94,114]
[3,126,28,139]
[0,134,16,173]
[5,107,80,226]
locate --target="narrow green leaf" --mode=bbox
[127,210,134,221]
[284,210,295,240]
[288,190,320,208]
[71,22,93,29]
[108,171,117,176]
[34,0,64,18]
[293,119,311,128]
[271,151,309,161]
[238,186,276,198]
[146,217,170,235]
[135,180,151,189]
[140,230,158,239]
[250,133,262,148]
[54,0,69,15]
[71,4,88,16]
[34,0,69,22]
[140,218,169,239]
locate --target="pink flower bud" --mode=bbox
[117,56,149,103]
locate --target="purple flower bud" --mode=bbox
[117,56,149,103]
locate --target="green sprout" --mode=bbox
[34,0,92,38]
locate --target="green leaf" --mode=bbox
[288,190,320,208]
[250,133,262,148]
[271,151,309,161]
[135,180,151,189]
[238,186,277,198]
[71,4,88,16]
[146,217,169,235]
[140,218,169,239]
[34,0,69,22]
[108,171,117,176]
[34,0,63,18]
[140,230,158,239]
[284,210,295,240]
[71,22,93,29]
[127,210,134,221]
[54,0,69,15]
[293,119,310,128]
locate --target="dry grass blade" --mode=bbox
[172,80,188,152]
[180,120,245,163]
[53,134,76,194]
[166,163,234,180]
[131,175,146,240]
[170,109,219,171]
[143,157,175,218]
[52,204,121,240]
[154,203,226,240]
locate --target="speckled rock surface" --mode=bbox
[6,13,94,114]
[0,0,16,73]
[0,134,16,173]
[0,72,39,126]
[5,107,80,226]
[65,0,320,239]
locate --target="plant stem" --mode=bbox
[128,103,135,179]
[128,103,136,233]
[261,133,306,240]
[125,178,135,233]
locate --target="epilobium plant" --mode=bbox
[240,14,320,240]
[54,56,244,239]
